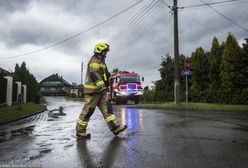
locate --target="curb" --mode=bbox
[0,106,47,126]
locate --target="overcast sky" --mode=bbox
[0,0,248,86]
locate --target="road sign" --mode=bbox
[181,70,192,76]
[184,58,190,71]
[181,70,191,103]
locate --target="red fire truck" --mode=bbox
[108,71,144,104]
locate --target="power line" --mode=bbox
[0,0,144,60]
[110,0,156,41]
[159,0,170,7]
[182,0,247,10]
[111,0,159,42]
[111,1,161,43]
[181,0,248,10]
[181,15,221,33]
[200,0,248,33]
[111,1,165,44]
[181,0,239,9]
[112,10,170,60]
[124,12,170,45]
[118,0,161,39]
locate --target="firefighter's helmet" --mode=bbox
[94,43,110,55]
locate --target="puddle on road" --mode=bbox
[0,125,36,143]
[232,126,248,131]
[28,148,53,161]
[0,107,68,143]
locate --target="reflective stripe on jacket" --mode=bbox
[84,54,109,94]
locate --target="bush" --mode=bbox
[200,88,248,105]
[240,88,248,105]
[143,90,156,102]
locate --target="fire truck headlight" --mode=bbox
[116,91,127,96]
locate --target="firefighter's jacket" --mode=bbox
[84,54,110,94]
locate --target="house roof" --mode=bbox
[39,74,71,87]
[0,67,11,76]
[62,79,71,87]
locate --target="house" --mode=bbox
[0,67,11,76]
[70,83,84,97]
[39,74,71,96]
[149,85,156,90]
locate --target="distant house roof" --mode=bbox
[62,79,71,87]
[39,74,71,87]
[0,67,11,76]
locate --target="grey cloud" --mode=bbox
[178,2,248,55]
[0,0,30,15]
[1,0,248,86]
[35,0,134,22]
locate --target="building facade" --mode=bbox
[39,74,71,96]
[70,83,84,97]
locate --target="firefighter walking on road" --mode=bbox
[76,43,127,138]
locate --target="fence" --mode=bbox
[12,82,18,104]
[0,74,26,106]
[0,76,7,105]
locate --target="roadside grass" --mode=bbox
[0,103,47,124]
[136,102,248,112]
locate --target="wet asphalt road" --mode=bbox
[0,97,248,168]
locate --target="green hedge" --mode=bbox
[143,88,248,105]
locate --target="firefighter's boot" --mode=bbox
[113,124,127,135]
[76,132,91,139]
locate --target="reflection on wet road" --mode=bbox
[0,97,248,168]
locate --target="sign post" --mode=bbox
[186,74,188,103]
[181,58,191,103]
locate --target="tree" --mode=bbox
[190,47,209,102]
[14,62,39,102]
[220,33,242,91]
[239,38,248,89]
[146,33,247,104]
[144,86,149,91]
[208,37,223,90]
[155,53,174,101]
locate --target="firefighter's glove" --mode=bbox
[100,87,107,94]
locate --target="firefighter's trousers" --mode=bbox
[76,93,119,133]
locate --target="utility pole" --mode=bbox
[173,0,180,104]
[81,59,83,85]
[80,59,83,100]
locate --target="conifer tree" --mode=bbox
[14,62,39,102]
[191,47,209,90]
[208,37,223,89]
[220,33,242,91]
[155,54,174,101]
[239,38,248,89]
[190,47,209,101]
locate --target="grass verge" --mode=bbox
[135,102,248,112]
[0,103,47,125]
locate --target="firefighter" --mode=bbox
[76,43,127,138]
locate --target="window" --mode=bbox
[120,76,140,83]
